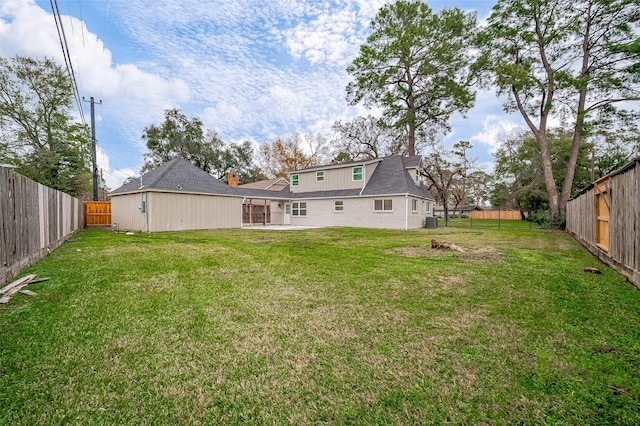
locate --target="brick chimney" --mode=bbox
[227,172,238,187]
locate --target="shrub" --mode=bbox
[528,210,566,229]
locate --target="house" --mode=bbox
[285,155,435,229]
[237,177,289,225]
[110,155,435,231]
[110,158,243,232]
[238,177,289,191]
[433,204,483,218]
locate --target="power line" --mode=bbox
[49,0,86,126]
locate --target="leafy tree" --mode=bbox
[142,108,206,172]
[346,0,479,156]
[257,132,330,178]
[448,140,475,217]
[141,109,255,183]
[492,129,593,213]
[331,115,404,162]
[0,55,92,197]
[467,171,492,206]
[421,140,470,225]
[480,0,640,219]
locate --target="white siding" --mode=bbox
[270,201,284,225]
[289,195,431,229]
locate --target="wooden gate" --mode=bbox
[594,177,609,251]
[84,201,111,227]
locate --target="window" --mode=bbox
[334,201,343,212]
[291,174,299,187]
[292,202,307,216]
[353,166,363,181]
[374,199,393,211]
[412,199,418,212]
[316,171,325,182]
[426,202,431,212]
[415,169,420,184]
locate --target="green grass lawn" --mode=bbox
[2,226,640,424]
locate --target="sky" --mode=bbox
[0,0,525,190]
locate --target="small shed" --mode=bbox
[110,158,243,232]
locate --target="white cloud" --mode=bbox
[96,145,136,190]
[470,115,524,153]
[0,0,189,179]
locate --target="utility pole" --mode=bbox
[83,96,102,201]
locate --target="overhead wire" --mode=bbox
[49,0,86,126]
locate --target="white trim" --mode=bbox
[373,198,393,212]
[290,158,381,174]
[405,194,408,231]
[352,165,364,182]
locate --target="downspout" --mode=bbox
[359,164,366,196]
[145,192,150,233]
[241,197,247,228]
[405,194,409,231]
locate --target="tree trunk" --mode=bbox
[538,133,561,219]
[561,18,591,217]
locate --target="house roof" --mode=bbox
[110,155,434,201]
[361,155,433,199]
[239,177,289,190]
[110,157,240,197]
[289,157,382,174]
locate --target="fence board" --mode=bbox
[469,210,526,220]
[0,167,83,284]
[566,159,639,288]
[84,201,111,226]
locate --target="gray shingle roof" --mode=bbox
[110,157,240,196]
[110,155,434,201]
[361,155,433,199]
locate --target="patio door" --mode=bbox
[283,203,291,225]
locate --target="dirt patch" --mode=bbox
[387,246,454,258]
[390,246,503,263]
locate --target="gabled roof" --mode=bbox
[361,155,433,199]
[239,177,289,190]
[289,157,382,174]
[110,157,240,197]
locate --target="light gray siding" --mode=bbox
[112,191,242,232]
[111,192,149,232]
[270,201,284,225]
[148,192,242,232]
[291,162,379,193]
[289,195,430,229]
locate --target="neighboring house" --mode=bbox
[110,155,435,232]
[110,158,243,232]
[433,204,483,218]
[286,155,435,229]
[238,177,289,191]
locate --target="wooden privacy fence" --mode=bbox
[566,158,640,288]
[0,167,83,284]
[85,201,111,226]
[469,210,527,220]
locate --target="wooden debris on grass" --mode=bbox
[0,274,48,304]
[431,239,464,252]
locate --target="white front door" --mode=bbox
[283,203,291,225]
